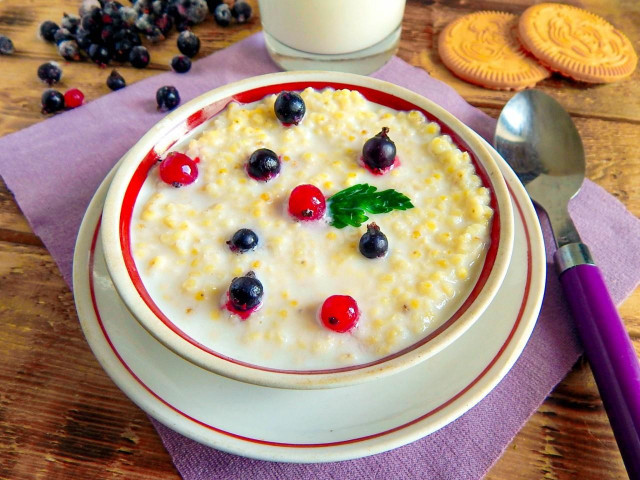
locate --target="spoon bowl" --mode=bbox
[495,90,584,246]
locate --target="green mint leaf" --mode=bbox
[328,183,414,228]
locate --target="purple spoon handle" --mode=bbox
[558,259,640,478]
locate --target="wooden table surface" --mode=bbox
[1,0,639,478]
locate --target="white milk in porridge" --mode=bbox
[131,88,493,370]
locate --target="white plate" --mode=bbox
[72,137,545,463]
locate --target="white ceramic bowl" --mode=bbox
[101,71,514,389]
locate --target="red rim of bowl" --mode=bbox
[117,81,502,375]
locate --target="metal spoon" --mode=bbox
[495,90,640,479]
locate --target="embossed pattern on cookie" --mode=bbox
[518,3,638,83]
[438,12,550,91]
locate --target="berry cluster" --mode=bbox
[37,62,87,113]
[210,1,252,27]
[37,0,209,69]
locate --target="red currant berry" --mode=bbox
[288,184,326,221]
[64,88,84,109]
[159,152,198,187]
[320,295,360,333]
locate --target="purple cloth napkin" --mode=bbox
[1,33,639,480]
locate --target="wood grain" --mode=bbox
[0,0,638,479]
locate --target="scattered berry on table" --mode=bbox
[88,43,111,66]
[58,40,80,61]
[320,295,360,333]
[177,30,200,57]
[171,54,192,73]
[176,0,209,25]
[129,45,150,68]
[106,69,126,91]
[358,223,388,258]
[159,152,198,186]
[156,85,181,110]
[231,1,252,23]
[227,228,259,253]
[247,148,281,182]
[37,62,62,85]
[274,91,306,125]
[0,35,14,55]
[228,272,264,313]
[39,21,60,42]
[41,89,65,114]
[53,27,75,45]
[64,88,85,108]
[362,127,396,172]
[61,13,81,33]
[288,184,326,221]
[213,3,232,26]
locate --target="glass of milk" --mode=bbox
[258,0,406,75]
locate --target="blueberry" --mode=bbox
[37,62,62,85]
[88,43,111,66]
[112,37,133,62]
[129,45,150,68]
[213,3,232,26]
[81,7,103,33]
[53,27,75,45]
[177,30,200,57]
[227,228,259,253]
[41,89,65,114]
[145,25,165,43]
[231,1,252,24]
[75,28,93,50]
[151,0,165,16]
[359,223,388,258]
[39,21,60,42]
[170,54,191,73]
[274,91,305,125]
[181,0,208,24]
[61,13,81,33]
[229,272,263,311]
[106,69,126,90]
[135,13,155,34]
[247,148,281,181]
[100,24,117,45]
[0,35,14,55]
[362,127,396,171]
[119,7,138,27]
[102,1,123,24]
[58,40,80,61]
[154,13,174,36]
[156,85,180,110]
